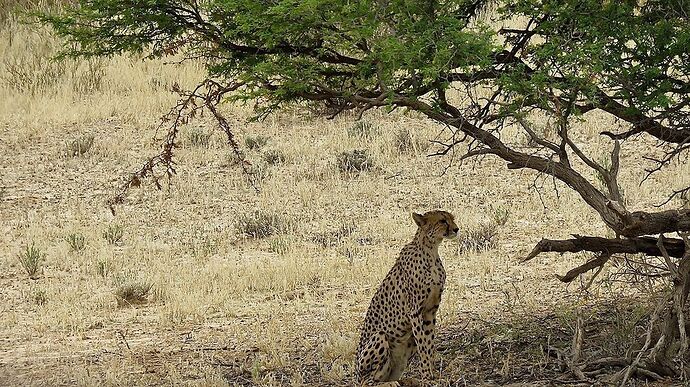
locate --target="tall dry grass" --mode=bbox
[1,3,689,386]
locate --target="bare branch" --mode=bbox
[524,235,687,262]
[554,253,610,283]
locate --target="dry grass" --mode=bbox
[2,7,690,387]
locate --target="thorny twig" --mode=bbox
[108,79,247,213]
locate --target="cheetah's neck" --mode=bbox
[411,229,442,254]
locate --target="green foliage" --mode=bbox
[103,224,124,245]
[66,232,86,252]
[17,242,44,279]
[498,1,690,122]
[39,0,496,116]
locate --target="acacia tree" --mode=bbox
[42,0,690,382]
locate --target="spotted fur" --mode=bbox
[356,210,459,385]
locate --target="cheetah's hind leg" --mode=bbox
[357,331,396,385]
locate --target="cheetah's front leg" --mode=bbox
[410,313,436,379]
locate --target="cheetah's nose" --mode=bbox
[452,227,459,233]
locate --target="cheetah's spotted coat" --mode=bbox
[356,210,459,385]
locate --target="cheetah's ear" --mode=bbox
[412,212,425,227]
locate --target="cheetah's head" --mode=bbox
[412,210,459,240]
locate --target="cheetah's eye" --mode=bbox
[440,219,447,224]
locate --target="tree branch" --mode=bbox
[524,235,687,262]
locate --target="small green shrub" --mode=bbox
[262,149,287,165]
[268,235,292,255]
[236,210,292,239]
[32,288,48,306]
[65,233,86,252]
[458,222,498,254]
[244,135,269,150]
[103,224,124,245]
[394,128,428,154]
[187,127,212,148]
[394,128,415,153]
[17,242,44,279]
[65,134,95,157]
[336,149,374,173]
[113,271,153,306]
[347,121,378,139]
[490,205,510,227]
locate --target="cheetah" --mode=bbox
[356,210,458,385]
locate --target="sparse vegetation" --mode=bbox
[268,235,291,255]
[103,224,124,245]
[490,205,510,227]
[310,222,356,248]
[457,222,498,254]
[262,148,287,165]
[336,149,374,173]
[113,271,153,306]
[244,134,268,150]
[65,232,86,252]
[64,134,94,157]
[32,288,48,306]
[347,121,378,139]
[95,258,112,278]
[187,127,212,148]
[17,242,44,279]
[236,210,292,239]
[2,0,690,385]
[244,161,271,185]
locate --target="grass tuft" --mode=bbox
[17,242,44,279]
[244,134,269,151]
[95,258,112,278]
[65,232,86,252]
[262,148,287,165]
[18,242,45,279]
[187,127,212,148]
[268,235,292,255]
[103,224,124,245]
[113,271,153,306]
[65,134,95,157]
[458,222,498,254]
[490,205,510,227]
[32,288,48,306]
[310,222,356,248]
[236,210,293,239]
[347,121,378,139]
[336,149,374,173]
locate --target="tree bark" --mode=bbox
[523,235,687,262]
